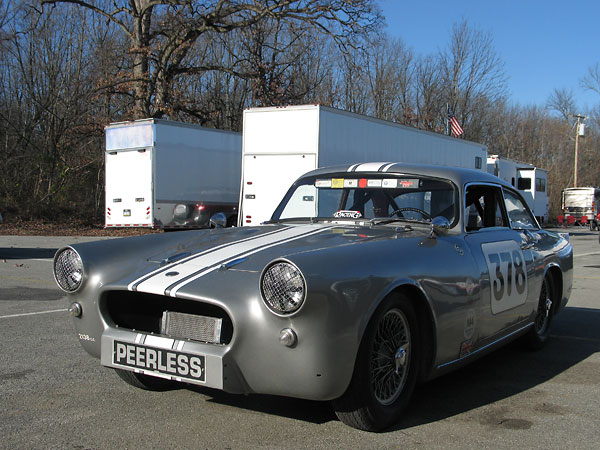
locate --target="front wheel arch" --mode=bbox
[545,265,563,316]
[390,285,436,382]
[354,282,436,383]
[523,271,556,350]
[332,288,434,431]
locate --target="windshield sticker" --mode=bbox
[334,210,363,219]
[344,179,358,188]
[399,179,419,188]
[382,179,398,188]
[332,178,344,189]
[367,179,382,187]
[315,179,331,188]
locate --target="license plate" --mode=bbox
[112,340,205,383]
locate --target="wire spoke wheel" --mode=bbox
[370,309,410,405]
[332,294,420,431]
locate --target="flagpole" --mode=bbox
[445,103,449,136]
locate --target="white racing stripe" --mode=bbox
[134,225,332,297]
[128,226,287,291]
[167,225,333,297]
[353,162,391,172]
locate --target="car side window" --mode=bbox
[465,185,508,231]
[503,189,538,230]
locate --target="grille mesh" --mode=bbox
[161,311,222,344]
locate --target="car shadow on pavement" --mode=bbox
[391,305,599,431]
[0,247,57,259]
[187,385,336,425]
[185,306,598,430]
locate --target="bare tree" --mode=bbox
[439,20,507,140]
[580,64,600,132]
[39,0,380,119]
[362,35,414,122]
[547,87,576,121]
[0,5,107,218]
[414,55,442,132]
[581,63,600,97]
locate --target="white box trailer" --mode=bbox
[105,119,241,229]
[486,155,549,224]
[239,104,487,226]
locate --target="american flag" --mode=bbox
[447,106,464,137]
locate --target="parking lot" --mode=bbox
[1,229,599,449]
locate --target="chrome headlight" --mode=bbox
[54,248,84,293]
[261,261,306,315]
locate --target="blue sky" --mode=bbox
[380,0,600,111]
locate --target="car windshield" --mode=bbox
[271,173,457,224]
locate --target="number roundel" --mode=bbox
[482,241,528,314]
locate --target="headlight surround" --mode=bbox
[261,261,306,316]
[54,248,84,293]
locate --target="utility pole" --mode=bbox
[572,114,586,187]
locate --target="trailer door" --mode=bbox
[240,153,316,226]
[105,148,153,227]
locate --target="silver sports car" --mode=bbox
[54,162,572,431]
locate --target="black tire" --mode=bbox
[332,293,420,431]
[114,368,176,391]
[523,275,554,350]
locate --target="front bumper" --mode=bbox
[101,328,225,390]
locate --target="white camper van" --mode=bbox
[562,187,600,230]
[487,155,549,224]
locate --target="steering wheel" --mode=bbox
[390,207,431,220]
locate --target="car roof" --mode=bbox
[301,162,511,189]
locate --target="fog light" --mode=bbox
[279,328,297,347]
[68,302,82,317]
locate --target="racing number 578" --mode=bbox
[488,250,526,301]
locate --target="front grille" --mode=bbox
[103,291,233,344]
[161,311,222,344]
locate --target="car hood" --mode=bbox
[123,222,431,298]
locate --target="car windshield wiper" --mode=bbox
[264,217,321,224]
[369,217,429,226]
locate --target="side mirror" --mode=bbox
[430,216,450,238]
[209,212,227,229]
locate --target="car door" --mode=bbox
[463,183,537,347]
